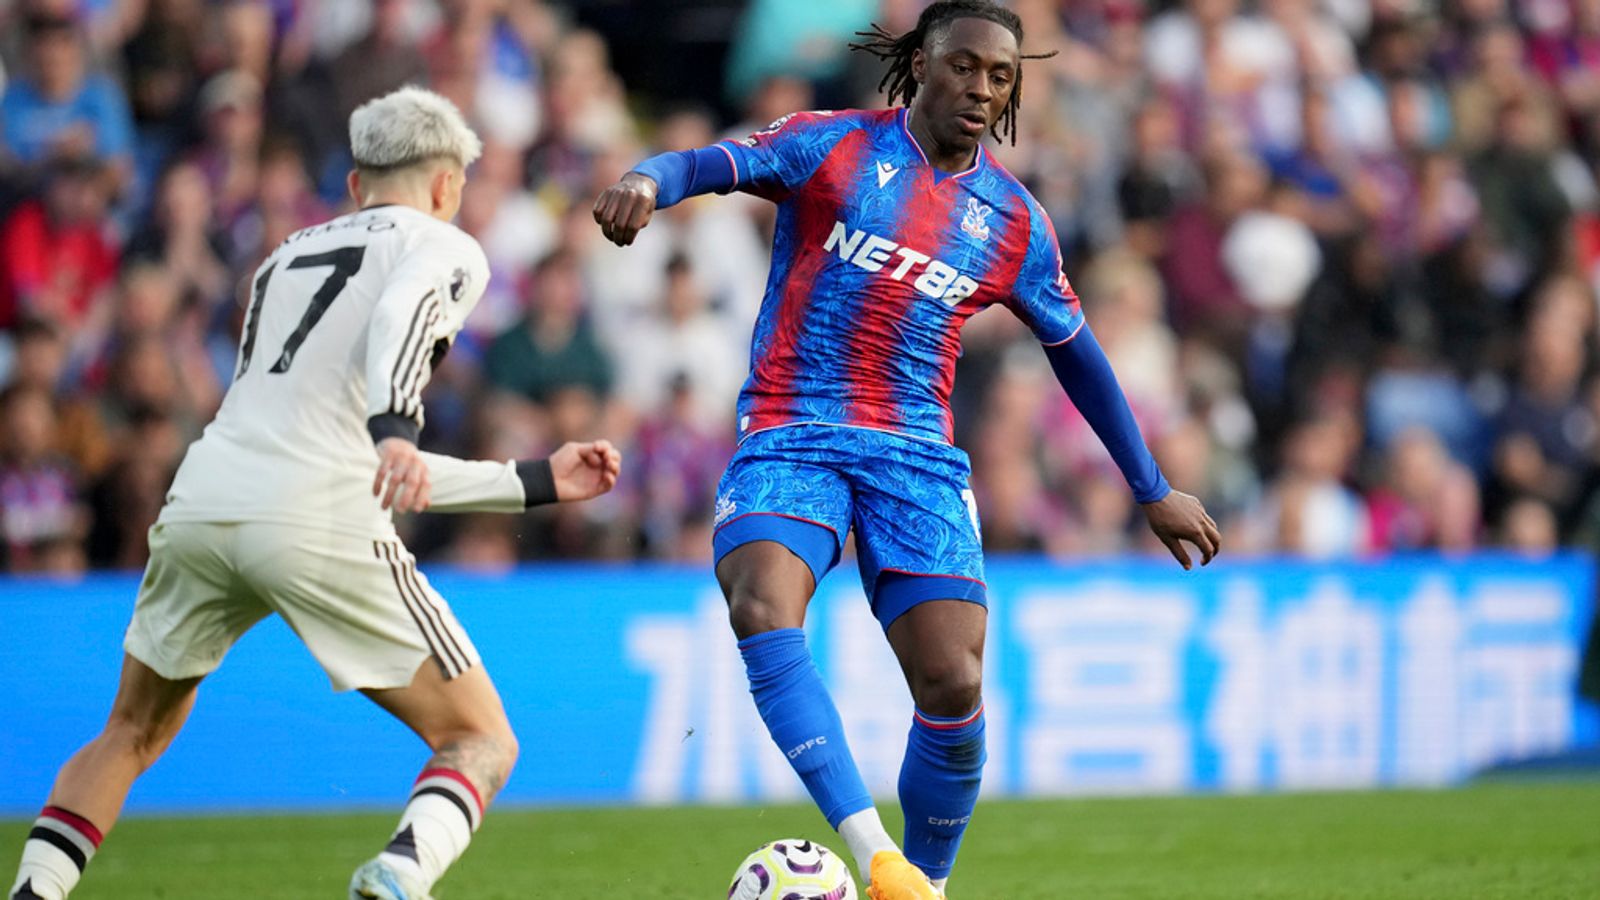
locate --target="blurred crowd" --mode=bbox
[1,0,1599,575]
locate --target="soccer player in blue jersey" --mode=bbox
[595,2,1221,897]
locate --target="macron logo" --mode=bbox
[787,736,828,759]
[822,221,980,306]
[876,160,899,188]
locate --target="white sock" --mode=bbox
[933,876,949,893]
[837,808,899,883]
[376,769,482,888]
[11,808,103,900]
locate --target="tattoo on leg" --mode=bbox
[428,737,511,804]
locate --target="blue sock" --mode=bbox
[739,628,873,827]
[898,704,986,880]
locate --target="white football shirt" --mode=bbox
[161,204,498,537]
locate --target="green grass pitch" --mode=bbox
[4,782,1597,898]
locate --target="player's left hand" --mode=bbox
[550,439,622,501]
[374,437,432,513]
[1141,490,1221,571]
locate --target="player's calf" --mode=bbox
[372,730,516,892]
[891,608,986,890]
[898,703,985,888]
[10,659,198,900]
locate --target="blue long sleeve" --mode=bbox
[629,146,738,209]
[1043,325,1171,504]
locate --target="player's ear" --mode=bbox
[429,166,452,214]
[346,170,361,205]
[912,47,927,84]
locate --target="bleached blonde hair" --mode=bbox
[349,86,483,173]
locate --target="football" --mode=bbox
[726,838,857,900]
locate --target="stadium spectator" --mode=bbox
[1248,411,1368,557]
[0,382,86,573]
[457,139,558,337]
[120,0,206,201]
[1501,495,1562,556]
[1368,426,1482,553]
[77,261,183,389]
[122,160,233,311]
[96,331,207,445]
[0,14,135,188]
[484,247,613,408]
[1076,248,1181,427]
[3,318,113,481]
[423,0,546,153]
[0,156,118,335]
[630,372,734,560]
[527,27,631,204]
[1160,148,1266,356]
[1,0,1599,572]
[615,254,744,431]
[223,134,330,276]
[1115,94,1199,260]
[84,406,182,569]
[1143,0,1299,153]
[1490,276,1596,524]
[186,70,266,226]
[648,105,768,348]
[328,0,428,126]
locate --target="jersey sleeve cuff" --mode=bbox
[367,413,420,445]
[1039,317,1087,347]
[1134,475,1172,505]
[516,459,558,507]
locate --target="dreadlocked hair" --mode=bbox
[849,0,1057,146]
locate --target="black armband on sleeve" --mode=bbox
[367,413,419,445]
[516,459,558,507]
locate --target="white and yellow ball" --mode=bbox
[726,839,857,900]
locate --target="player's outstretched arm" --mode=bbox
[593,145,739,246]
[1041,325,1221,569]
[415,441,622,514]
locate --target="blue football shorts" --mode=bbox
[711,424,986,629]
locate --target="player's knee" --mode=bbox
[727,594,779,639]
[910,655,983,719]
[718,546,811,639]
[431,723,518,786]
[495,727,520,778]
[725,587,804,640]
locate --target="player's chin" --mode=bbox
[939,130,983,158]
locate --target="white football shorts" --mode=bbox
[124,521,480,691]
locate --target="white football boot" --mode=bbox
[349,858,434,900]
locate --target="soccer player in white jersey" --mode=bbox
[6,87,622,900]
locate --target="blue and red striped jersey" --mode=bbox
[717,107,1084,444]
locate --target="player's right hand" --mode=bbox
[592,172,658,246]
[1141,489,1222,571]
[374,437,432,513]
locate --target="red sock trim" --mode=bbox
[913,704,984,731]
[414,767,484,817]
[41,806,103,847]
